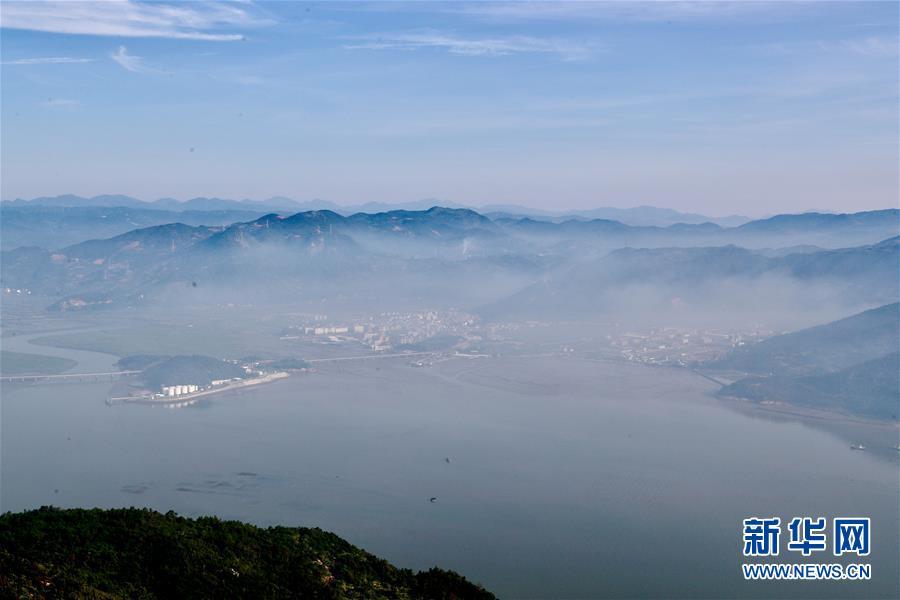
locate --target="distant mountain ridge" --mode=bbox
[0,205,267,250]
[483,237,899,320]
[1,207,897,314]
[2,194,333,213]
[4,194,751,227]
[0,207,522,310]
[5,201,895,253]
[484,204,751,227]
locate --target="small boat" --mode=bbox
[850,444,866,451]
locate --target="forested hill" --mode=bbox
[717,352,900,421]
[710,302,899,376]
[0,507,495,600]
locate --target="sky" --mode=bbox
[1,1,897,216]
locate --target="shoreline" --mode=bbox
[716,394,900,429]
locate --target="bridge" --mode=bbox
[0,370,140,384]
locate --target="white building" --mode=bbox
[161,384,199,397]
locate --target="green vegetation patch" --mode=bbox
[0,507,495,600]
[0,350,77,375]
[30,323,271,358]
[138,355,247,389]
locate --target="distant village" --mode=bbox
[609,326,778,366]
[276,309,781,370]
[279,309,481,352]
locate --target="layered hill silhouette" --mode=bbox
[711,302,899,376]
[3,193,751,227]
[484,237,899,320]
[712,303,899,420]
[718,353,899,420]
[3,202,897,252]
[1,207,897,315]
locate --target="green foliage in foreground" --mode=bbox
[0,507,495,600]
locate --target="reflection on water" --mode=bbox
[2,355,898,599]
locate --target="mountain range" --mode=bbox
[480,235,899,320]
[3,194,751,228]
[1,206,897,317]
[3,199,897,252]
[0,205,267,250]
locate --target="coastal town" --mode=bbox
[607,326,779,366]
[277,309,781,369]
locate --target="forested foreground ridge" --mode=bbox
[0,507,496,600]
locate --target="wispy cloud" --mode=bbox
[2,56,93,65]
[41,98,79,108]
[0,0,273,41]
[344,30,594,60]
[444,1,810,23]
[761,36,899,58]
[111,46,147,72]
[828,36,898,57]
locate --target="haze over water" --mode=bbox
[3,338,897,599]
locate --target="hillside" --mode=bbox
[718,353,900,421]
[0,205,265,250]
[0,507,495,600]
[484,243,899,321]
[711,303,899,376]
[130,355,248,389]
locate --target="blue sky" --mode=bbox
[1,1,897,215]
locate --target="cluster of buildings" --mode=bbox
[157,375,247,399]
[280,310,481,352]
[610,326,776,366]
[378,310,478,346]
[300,325,366,336]
[160,384,199,397]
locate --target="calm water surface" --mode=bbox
[2,349,898,599]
